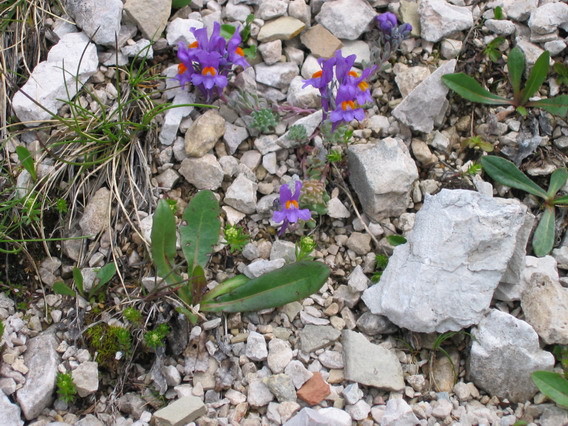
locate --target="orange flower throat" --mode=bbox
[341,100,356,110]
[235,47,245,56]
[311,70,323,78]
[178,63,187,74]
[202,66,217,76]
[285,200,299,209]
[189,41,199,48]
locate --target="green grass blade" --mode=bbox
[72,267,84,296]
[180,190,221,273]
[15,146,37,181]
[531,371,568,409]
[520,50,550,105]
[480,156,548,198]
[526,95,568,117]
[507,47,525,97]
[90,262,117,296]
[442,73,512,105]
[532,207,555,257]
[151,200,181,284]
[201,261,330,313]
[547,168,568,198]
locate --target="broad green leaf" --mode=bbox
[175,306,199,324]
[480,156,548,199]
[243,45,257,60]
[520,50,550,105]
[527,95,568,117]
[553,195,568,205]
[91,262,116,296]
[220,24,236,40]
[200,261,330,313]
[203,274,249,301]
[532,207,555,257]
[493,6,503,20]
[53,282,76,297]
[190,265,207,304]
[180,190,221,273]
[516,106,528,116]
[172,0,192,8]
[507,47,525,98]
[387,235,407,246]
[16,146,37,181]
[72,267,84,296]
[531,371,568,409]
[547,168,568,198]
[442,74,512,105]
[151,199,182,285]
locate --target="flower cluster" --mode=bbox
[303,50,376,131]
[272,181,311,236]
[375,12,412,42]
[176,22,250,102]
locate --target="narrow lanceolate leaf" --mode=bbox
[527,95,568,118]
[180,190,221,273]
[507,47,525,98]
[151,199,182,285]
[547,168,568,198]
[531,371,568,409]
[532,207,555,257]
[480,156,548,199]
[53,282,76,297]
[553,195,568,206]
[442,73,512,105]
[16,146,37,181]
[200,261,330,313]
[520,50,550,105]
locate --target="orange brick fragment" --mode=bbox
[296,372,330,405]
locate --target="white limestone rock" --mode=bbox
[419,0,473,43]
[65,0,123,46]
[315,0,376,41]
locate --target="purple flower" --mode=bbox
[375,12,398,35]
[329,85,365,130]
[333,50,356,84]
[227,27,249,69]
[190,51,227,99]
[399,23,413,37]
[345,65,376,105]
[273,181,311,235]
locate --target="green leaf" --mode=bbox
[190,265,207,304]
[72,267,84,297]
[220,24,236,40]
[200,261,330,313]
[480,156,548,199]
[180,190,221,274]
[151,199,182,285]
[520,50,550,105]
[527,95,568,117]
[90,262,116,296]
[493,6,503,20]
[387,235,407,246]
[547,168,568,198]
[442,73,512,105]
[532,207,556,257]
[172,0,192,8]
[553,195,568,205]
[507,47,525,98]
[203,274,250,301]
[16,146,37,181]
[53,282,76,297]
[375,254,389,270]
[243,45,257,60]
[175,306,199,324]
[531,371,568,409]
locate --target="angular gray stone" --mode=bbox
[299,325,341,353]
[503,0,538,22]
[244,259,285,279]
[72,361,99,397]
[284,407,351,426]
[185,110,226,157]
[277,110,323,149]
[12,32,98,126]
[257,17,306,43]
[356,312,398,335]
[0,390,23,426]
[224,173,258,214]
[79,187,111,237]
[347,265,369,292]
[159,92,195,146]
[246,331,268,361]
[362,189,530,333]
[348,138,419,220]
[152,395,206,425]
[166,18,204,46]
[248,378,274,408]
[287,76,321,109]
[284,360,313,389]
[255,62,299,90]
[381,398,420,426]
[258,0,288,20]
[124,0,170,40]
[223,123,249,155]
[264,374,296,402]
[315,0,375,40]
[528,3,568,35]
[179,154,224,190]
[17,331,59,420]
[65,0,123,46]
[468,310,555,402]
[392,59,456,133]
[342,330,404,391]
[419,0,473,43]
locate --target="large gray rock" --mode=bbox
[17,331,60,420]
[348,138,419,220]
[224,173,258,214]
[315,0,376,40]
[284,407,351,426]
[12,32,98,126]
[72,361,99,397]
[152,395,206,425]
[342,330,404,391]
[65,0,123,46]
[528,2,568,35]
[124,0,170,40]
[179,154,224,191]
[419,0,473,43]
[468,310,555,402]
[362,189,530,333]
[79,187,111,237]
[255,62,299,90]
[0,390,23,425]
[503,0,538,22]
[184,109,226,158]
[392,59,456,133]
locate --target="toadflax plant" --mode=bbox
[442,47,568,117]
[480,155,568,256]
[151,190,329,321]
